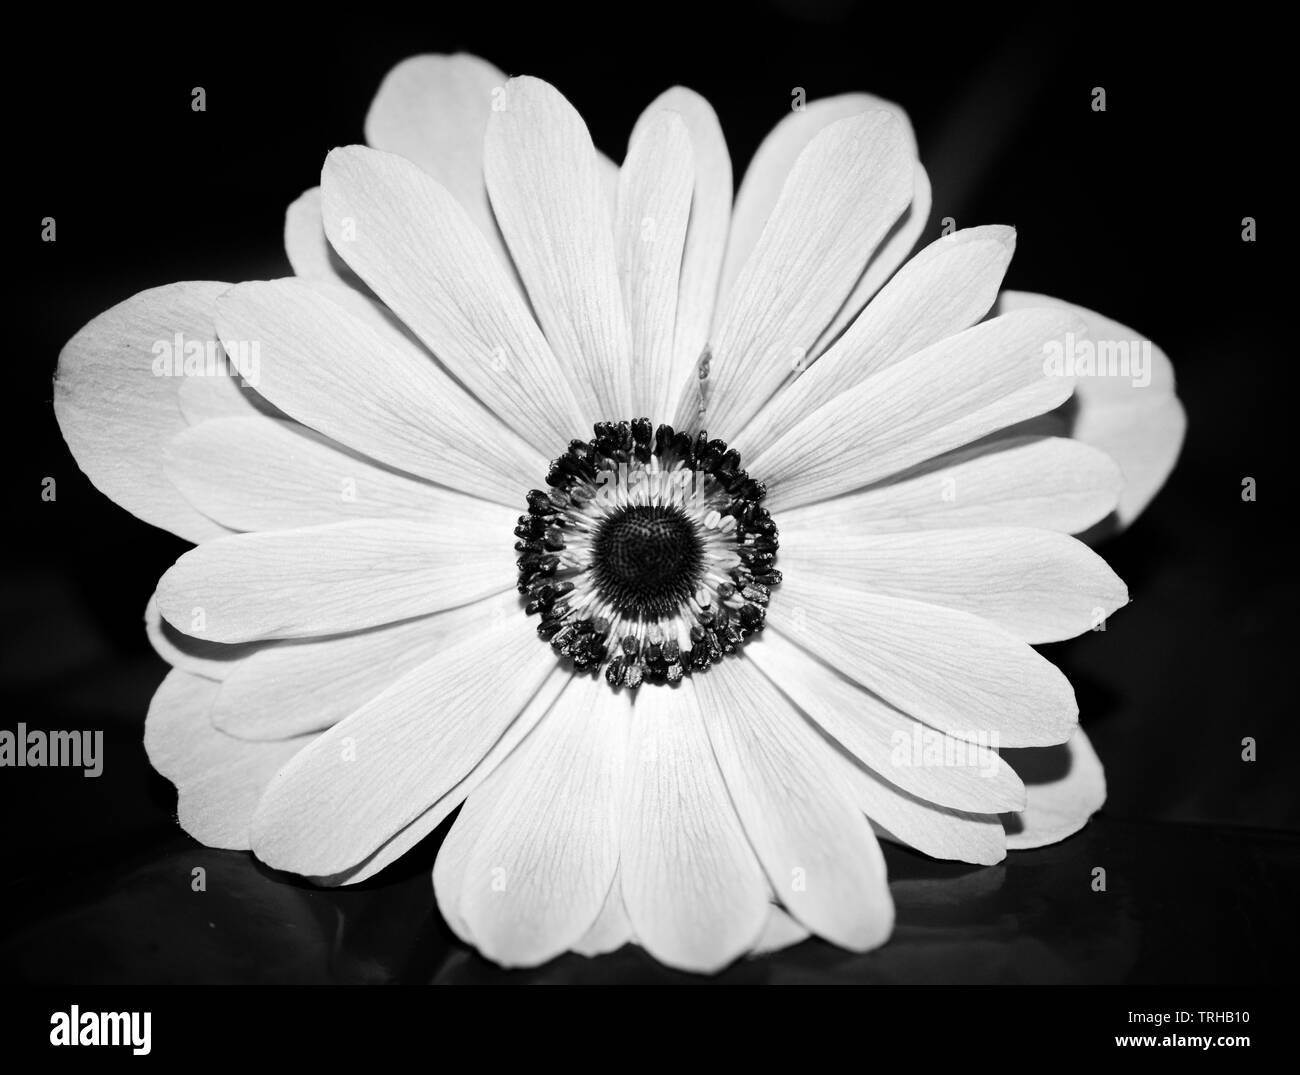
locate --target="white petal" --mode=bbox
[781,435,1123,536]
[251,613,554,876]
[780,526,1128,644]
[841,756,1008,866]
[718,93,915,318]
[637,88,732,406]
[433,792,491,947]
[742,225,1015,454]
[363,53,518,278]
[284,186,365,289]
[999,293,1177,401]
[144,669,312,850]
[748,631,1025,814]
[695,658,895,952]
[210,595,514,740]
[485,76,632,420]
[996,291,1186,527]
[156,516,514,642]
[166,416,493,531]
[176,357,275,425]
[748,627,1010,866]
[456,674,626,967]
[215,278,543,506]
[572,869,636,957]
[54,281,235,542]
[754,308,1083,512]
[620,679,769,973]
[320,145,588,454]
[684,109,913,436]
[811,162,933,356]
[770,574,1078,748]
[749,906,811,956]
[1003,728,1107,849]
[322,664,571,887]
[144,593,258,680]
[615,111,693,419]
[1076,397,1186,527]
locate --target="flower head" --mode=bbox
[54,53,1184,972]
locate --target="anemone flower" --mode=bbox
[53,53,1186,973]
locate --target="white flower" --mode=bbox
[53,53,1185,973]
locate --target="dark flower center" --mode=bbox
[592,504,704,618]
[515,418,780,688]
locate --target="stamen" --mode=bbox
[516,419,780,689]
[696,345,712,426]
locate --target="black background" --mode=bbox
[2,5,1294,984]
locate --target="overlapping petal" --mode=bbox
[54,282,237,542]
[996,291,1185,528]
[252,612,557,877]
[485,76,633,421]
[145,669,314,850]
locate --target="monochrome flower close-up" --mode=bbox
[52,53,1186,973]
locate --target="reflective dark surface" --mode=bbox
[3,804,1294,984]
